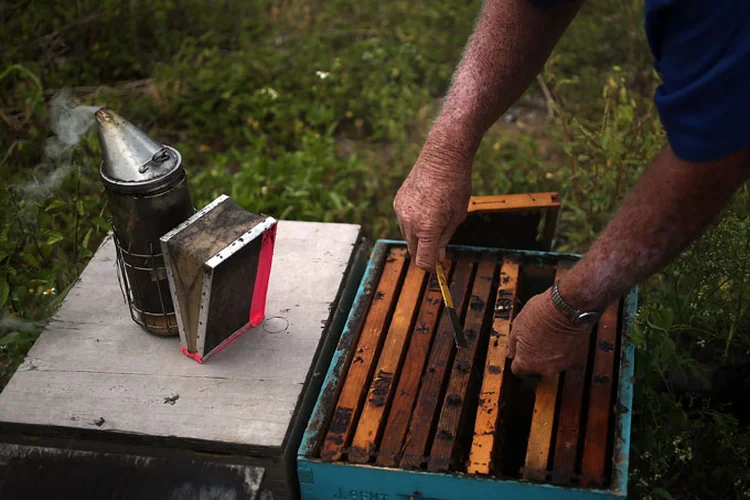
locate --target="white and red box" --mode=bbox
[160,194,277,363]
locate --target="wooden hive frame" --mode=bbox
[299,240,636,499]
[451,192,561,251]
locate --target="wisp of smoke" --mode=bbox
[20,164,74,198]
[21,89,102,199]
[45,88,102,158]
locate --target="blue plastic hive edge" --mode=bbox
[298,240,636,500]
[612,287,638,495]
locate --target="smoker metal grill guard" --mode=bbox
[297,240,636,500]
[161,194,277,363]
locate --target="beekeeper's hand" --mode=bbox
[393,145,471,271]
[507,289,593,377]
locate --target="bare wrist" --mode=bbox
[556,274,608,314]
[419,135,474,178]
[424,117,482,167]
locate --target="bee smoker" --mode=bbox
[96,107,194,336]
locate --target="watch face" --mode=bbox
[575,311,601,327]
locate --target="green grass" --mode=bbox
[1,1,749,497]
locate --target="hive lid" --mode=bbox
[96,107,182,193]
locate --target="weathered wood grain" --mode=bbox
[0,221,361,455]
[428,257,496,472]
[400,256,475,469]
[552,261,594,484]
[0,370,297,446]
[522,261,572,481]
[320,247,408,462]
[348,260,426,463]
[0,443,265,500]
[467,258,520,475]
[581,301,619,486]
[466,193,560,214]
[375,259,454,468]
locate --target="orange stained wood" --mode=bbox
[348,260,427,463]
[400,256,476,469]
[552,267,595,483]
[467,258,520,475]
[580,301,619,486]
[319,247,408,462]
[375,259,455,468]
[428,257,497,472]
[522,260,573,481]
[467,192,560,214]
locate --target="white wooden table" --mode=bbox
[0,220,365,499]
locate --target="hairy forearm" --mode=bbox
[425,0,583,163]
[559,145,750,312]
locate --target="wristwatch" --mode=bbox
[550,281,602,327]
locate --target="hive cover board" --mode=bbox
[298,240,636,499]
[161,194,277,362]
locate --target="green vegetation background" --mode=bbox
[1,1,749,497]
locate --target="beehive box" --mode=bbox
[450,192,561,250]
[297,240,636,499]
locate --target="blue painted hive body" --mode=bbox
[298,240,636,500]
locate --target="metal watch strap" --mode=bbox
[550,280,582,323]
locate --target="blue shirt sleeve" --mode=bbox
[646,0,750,162]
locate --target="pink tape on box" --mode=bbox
[250,224,277,327]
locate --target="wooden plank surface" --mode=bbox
[467,193,560,214]
[348,260,426,463]
[552,262,594,484]
[375,260,454,468]
[0,221,361,453]
[400,256,475,469]
[0,443,265,500]
[581,301,619,486]
[319,247,407,462]
[428,257,496,472]
[467,258,520,475]
[523,261,572,481]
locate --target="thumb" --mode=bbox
[506,322,518,360]
[438,247,446,262]
[510,355,532,377]
[415,237,439,271]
